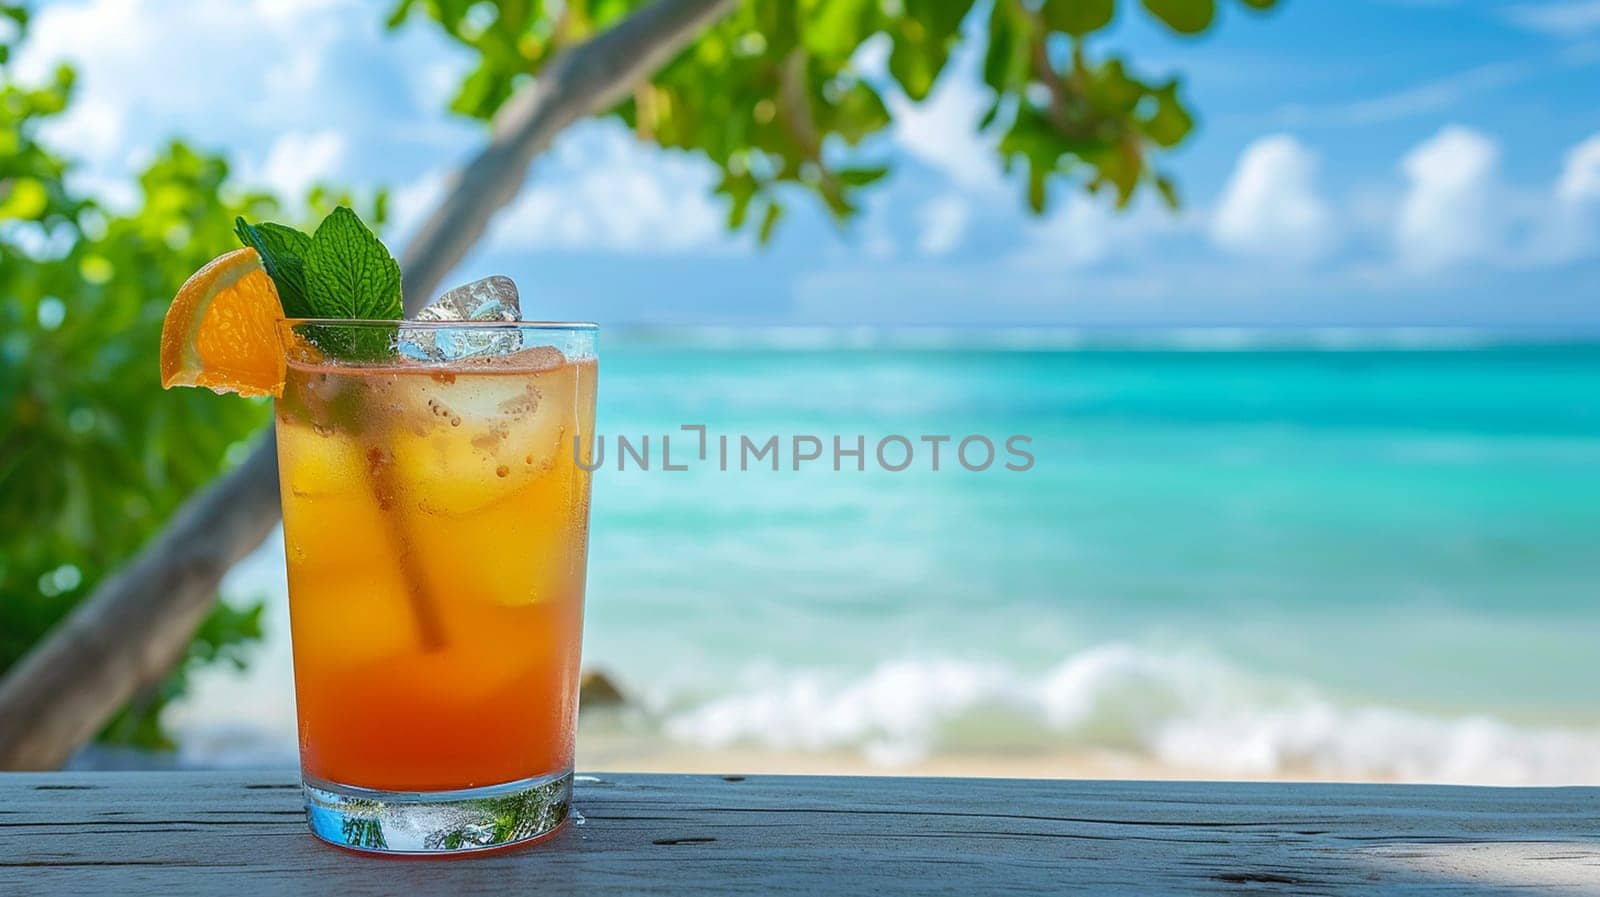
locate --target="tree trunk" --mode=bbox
[0,0,736,771]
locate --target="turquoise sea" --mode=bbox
[180,331,1600,783]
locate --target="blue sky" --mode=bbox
[15,0,1600,328]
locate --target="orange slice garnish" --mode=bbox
[159,247,286,397]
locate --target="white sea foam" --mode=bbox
[167,637,1600,783]
[662,644,1600,784]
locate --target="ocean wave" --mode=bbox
[661,645,1600,784]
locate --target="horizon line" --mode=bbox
[601,325,1600,351]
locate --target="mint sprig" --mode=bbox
[236,206,403,360]
[234,219,313,317]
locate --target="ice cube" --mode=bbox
[418,275,522,322]
[384,359,579,517]
[402,275,523,361]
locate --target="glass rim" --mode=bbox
[279,318,598,331]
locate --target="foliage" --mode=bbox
[0,5,288,750]
[388,0,1279,240]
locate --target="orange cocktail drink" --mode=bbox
[155,206,595,854]
[273,320,596,853]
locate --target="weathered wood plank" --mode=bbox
[0,773,1595,896]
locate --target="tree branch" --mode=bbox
[400,0,735,314]
[1011,0,1099,146]
[776,48,843,213]
[0,0,737,770]
[1030,37,1070,133]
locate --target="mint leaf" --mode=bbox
[234,217,313,317]
[304,206,402,320]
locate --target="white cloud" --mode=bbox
[257,0,350,25]
[16,0,140,82]
[1394,126,1502,271]
[1505,1,1600,37]
[1556,133,1600,204]
[1379,128,1600,272]
[18,0,348,202]
[411,60,467,113]
[387,167,451,253]
[17,0,148,163]
[39,95,126,168]
[487,123,733,255]
[15,0,445,200]
[1010,194,1183,271]
[18,0,347,136]
[1531,132,1600,262]
[247,130,348,204]
[1211,135,1336,264]
[1014,198,1118,269]
[915,195,970,256]
[889,76,1004,196]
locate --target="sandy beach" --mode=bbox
[576,736,1335,782]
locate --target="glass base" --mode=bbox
[303,770,571,855]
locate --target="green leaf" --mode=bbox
[1026,164,1048,213]
[837,165,890,187]
[385,0,418,29]
[1140,0,1216,34]
[723,173,758,230]
[1043,0,1115,36]
[0,177,48,220]
[888,0,974,101]
[1154,173,1180,209]
[977,98,1001,130]
[1086,58,1144,114]
[1000,106,1074,168]
[905,0,974,47]
[758,201,783,244]
[1095,143,1142,207]
[234,218,314,317]
[1142,82,1193,147]
[832,82,891,144]
[304,206,402,320]
[1236,0,1278,9]
[983,0,1033,94]
[450,65,509,120]
[888,32,938,100]
[804,0,876,58]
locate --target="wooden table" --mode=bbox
[2,772,1596,895]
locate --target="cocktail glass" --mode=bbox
[272,320,597,854]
